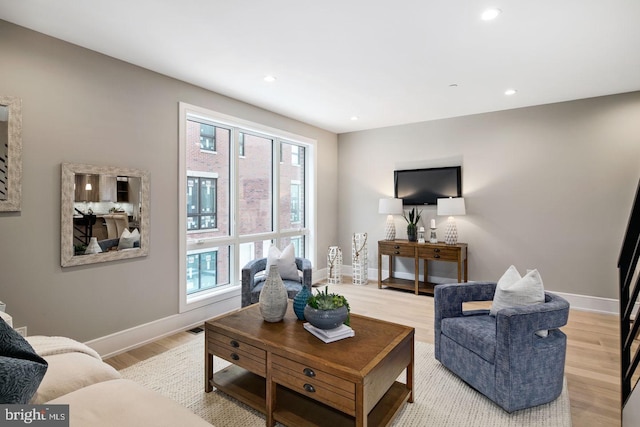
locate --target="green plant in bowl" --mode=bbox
[305,286,350,328]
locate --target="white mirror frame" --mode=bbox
[61,163,150,267]
[0,96,22,212]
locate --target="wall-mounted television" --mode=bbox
[394,166,462,205]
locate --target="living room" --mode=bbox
[1,2,639,426]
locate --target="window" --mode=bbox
[187,176,217,230]
[179,103,315,312]
[199,123,215,151]
[290,182,301,223]
[291,145,300,166]
[239,133,245,157]
[186,250,217,294]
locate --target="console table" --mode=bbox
[378,240,468,295]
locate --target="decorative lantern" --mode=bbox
[327,246,342,284]
[352,232,368,285]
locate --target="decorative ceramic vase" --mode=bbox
[293,285,311,321]
[407,224,417,242]
[84,237,103,254]
[303,305,348,330]
[259,265,288,322]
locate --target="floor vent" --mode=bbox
[188,326,204,334]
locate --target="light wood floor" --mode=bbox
[105,280,621,427]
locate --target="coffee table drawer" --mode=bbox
[379,242,414,257]
[209,332,266,376]
[271,355,355,415]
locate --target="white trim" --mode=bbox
[85,290,240,358]
[343,264,625,315]
[86,268,624,358]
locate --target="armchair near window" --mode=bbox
[241,257,312,307]
[434,282,570,413]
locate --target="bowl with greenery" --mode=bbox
[304,286,350,329]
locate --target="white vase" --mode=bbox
[259,265,288,322]
[84,237,103,254]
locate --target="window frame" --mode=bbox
[178,102,317,313]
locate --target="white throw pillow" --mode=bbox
[118,228,140,250]
[266,243,300,282]
[490,265,548,337]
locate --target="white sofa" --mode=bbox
[1,312,210,427]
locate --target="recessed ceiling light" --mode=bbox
[263,75,277,83]
[504,89,517,96]
[350,116,359,121]
[481,8,501,21]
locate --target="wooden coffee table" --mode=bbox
[205,303,414,427]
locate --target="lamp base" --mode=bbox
[444,217,458,245]
[384,215,396,240]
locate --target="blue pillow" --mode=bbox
[0,318,48,403]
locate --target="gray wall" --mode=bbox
[338,93,640,300]
[0,21,338,340]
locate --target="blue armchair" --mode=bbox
[434,281,570,412]
[241,257,312,307]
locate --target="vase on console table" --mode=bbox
[407,224,417,242]
[259,265,288,322]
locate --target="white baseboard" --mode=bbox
[85,292,240,358]
[319,265,623,316]
[89,266,622,358]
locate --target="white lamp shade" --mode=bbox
[378,198,403,215]
[437,197,466,216]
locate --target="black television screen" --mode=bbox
[394,166,462,205]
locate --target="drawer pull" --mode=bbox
[230,340,239,348]
[231,353,240,361]
[433,254,440,259]
[303,383,316,393]
[434,248,440,253]
[394,251,400,255]
[394,246,400,249]
[303,367,316,377]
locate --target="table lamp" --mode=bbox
[378,198,403,240]
[437,197,466,245]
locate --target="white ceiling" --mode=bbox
[1,0,639,133]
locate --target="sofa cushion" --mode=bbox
[0,318,48,403]
[48,379,211,427]
[441,314,496,364]
[490,265,545,316]
[30,352,121,404]
[490,265,547,337]
[266,243,300,281]
[118,228,140,250]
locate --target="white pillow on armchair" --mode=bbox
[266,243,300,281]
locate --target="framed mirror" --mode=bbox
[61,163,150,267]
[0,96,22,212]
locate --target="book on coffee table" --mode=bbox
[303,322,355,343]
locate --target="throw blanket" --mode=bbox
[25,336,102,361]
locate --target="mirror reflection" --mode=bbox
[0,105,8,200]
[0,95,22,212]
[61,163,149,267]
[72,174,142,255]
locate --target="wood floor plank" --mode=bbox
[105,279,621,426]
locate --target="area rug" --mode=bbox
[119,337,571,426]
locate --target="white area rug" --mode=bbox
[119,337,571,426]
